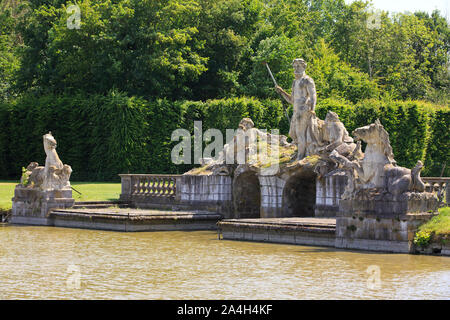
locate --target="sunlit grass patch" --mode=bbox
[0,181,121,210]
[418,206,450,238]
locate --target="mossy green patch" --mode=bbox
[251,141,297,169]
[300,155,321,166]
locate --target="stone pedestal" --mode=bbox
[11,186,75,226]
[335,192,438,253]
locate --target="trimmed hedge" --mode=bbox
[0,94,448,181]
[1,92,152,181]
[315,98,448,175]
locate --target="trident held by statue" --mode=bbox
[263,62,291,123]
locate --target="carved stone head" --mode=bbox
[26,162,39,171]
[323,111,354,144]
[353,119,395,164]
[324,111,339,122]
[353,119,383,143]
[292,58,307,76]
[43,132,57,150]
[238,118,255,131]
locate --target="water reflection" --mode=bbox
[0,225,449,299]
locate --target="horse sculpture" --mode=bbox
[22,132,72,190]
[330,119,425,198]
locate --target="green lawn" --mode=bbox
[418,206,450,237]
[0,181,121,210]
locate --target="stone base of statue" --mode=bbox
[335,191,438,253]
[11,186,75,226]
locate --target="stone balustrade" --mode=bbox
[118,173,449,212]
[119,174,181,204]
[422,177,449,205]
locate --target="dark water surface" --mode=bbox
[0,225,449,299]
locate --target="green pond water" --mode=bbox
[0,225,449,299]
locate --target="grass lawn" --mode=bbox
[0,181,121,211]
[418,206,450,237]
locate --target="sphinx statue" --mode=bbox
[22,132,72,190]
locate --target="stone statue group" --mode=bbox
[275,58,359,161]
[21,132,72,191]
[20,58,426,201]
[276,58,426,199]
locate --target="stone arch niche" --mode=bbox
[233,171,261,219]
[282,171,316,217]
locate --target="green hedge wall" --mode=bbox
[314,98,449,176]
[0,93,448,181]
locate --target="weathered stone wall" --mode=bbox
[120,165,347,219]
[259,176,285,218]
[412,240,450,256]
[315,173,347,217]
[11,186,74,225]
[179,175,232,217]
[50,209,221,232]
[336,200,435,253]
[343,195,437,216]
[219,218,336,247]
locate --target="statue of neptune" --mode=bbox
[275,58,322,159]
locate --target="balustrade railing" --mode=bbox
[119,174,181,201]
[422,177,449,205]
[119,174,448,206]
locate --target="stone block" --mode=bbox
[11,186,75,225]
[252,232,269,242]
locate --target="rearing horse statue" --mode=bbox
[330,120,425,198]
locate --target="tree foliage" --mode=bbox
[0,94,447,181]
[0,0,446,103]
[0,0,448,179]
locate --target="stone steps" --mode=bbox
[48,207,222,232]
[218,217,337,247]
[72,201,129,209]
[219,218,336,232]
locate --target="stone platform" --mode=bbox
[30,208,222,232]
[335,195,438,253]
[218,217,336,247]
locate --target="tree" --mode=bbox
[0,0,24,100]
[309,39,379,103]
[189,0,264,99]
[15,0,208,99]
